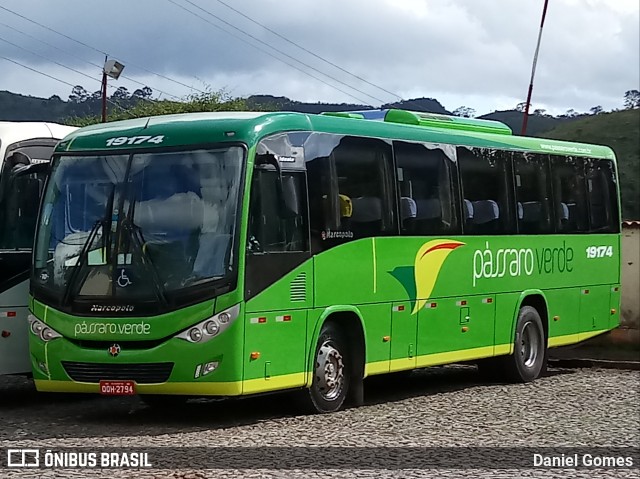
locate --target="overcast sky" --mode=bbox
[0,0,638,116]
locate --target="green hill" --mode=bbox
[480,109,578,136]
[540,109,640,220]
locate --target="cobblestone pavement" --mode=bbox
[1,365,638,478]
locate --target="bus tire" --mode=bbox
[503,306,546,382]
[300,322,350,414]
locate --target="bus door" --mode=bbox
[243,164,311,392]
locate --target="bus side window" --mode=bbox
[394,141,460,236]
[331,136,395,239]
[306,154,339,253]
[458,148,515,235]
[586,159,619,233]
[304,133,396,252]
[513,153,553,234]
[550,156,589,233]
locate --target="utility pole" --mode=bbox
[521,0,550,136]
[101,55,108,123]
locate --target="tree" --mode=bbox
[111,86,130,102]
[452,106,476,118]
[515,102,527,112]
[564,109,577,118]
[132,86,153,100]
[533,108,547,116]
[68,85,88,103]
[66,87,262,127]
[624,90,640,109]
[590,105,603,115]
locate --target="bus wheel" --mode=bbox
[302,323,350,413]
[504,306,546,382]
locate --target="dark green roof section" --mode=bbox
[55,112,312,153]
[55,110,616,161]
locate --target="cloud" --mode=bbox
[0,0,637,115]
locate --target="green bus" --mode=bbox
[28,109,621,412]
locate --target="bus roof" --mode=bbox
[55,110,616,161]
[0,121,77,160]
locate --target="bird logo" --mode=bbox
[390,239,465,314]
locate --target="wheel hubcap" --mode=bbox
[315,341,344,401]
[520,321,540,368]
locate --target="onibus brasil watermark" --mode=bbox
[3,447,637,469]
[6,449,151,468]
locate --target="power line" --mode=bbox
[169,0,382,105]
[0,4,205,95]
[178,0,385,104]
[0,35,111,89]
[0,21,183,100]
[1,54,76,88]
[166,0,373,106]
[0,54,130,114]
[180,1,440,113]
[211,0,404,103]
[0,33,146,108]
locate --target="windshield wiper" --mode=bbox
[120,195,169,307]
[121,219,169,307]
[62,185,115,305]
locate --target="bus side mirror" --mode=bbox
[6,151,32,169]
[10,162,50,178]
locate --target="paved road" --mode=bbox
[1,366,638,478]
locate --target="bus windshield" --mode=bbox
[33,147,243,304]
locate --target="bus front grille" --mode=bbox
[61,361,174,384]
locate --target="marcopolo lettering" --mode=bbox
[90,304,134,313]
[74,321,151,337]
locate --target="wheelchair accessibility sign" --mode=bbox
[117,269,132,288]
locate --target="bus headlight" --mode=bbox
[30,319,45,336]
[28,315,62,342]
[176,304,240,344]
[188,328,203,343]
[204,320,219,335]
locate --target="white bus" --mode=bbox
[0,122,76,375]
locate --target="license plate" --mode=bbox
[99,380,136,395]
